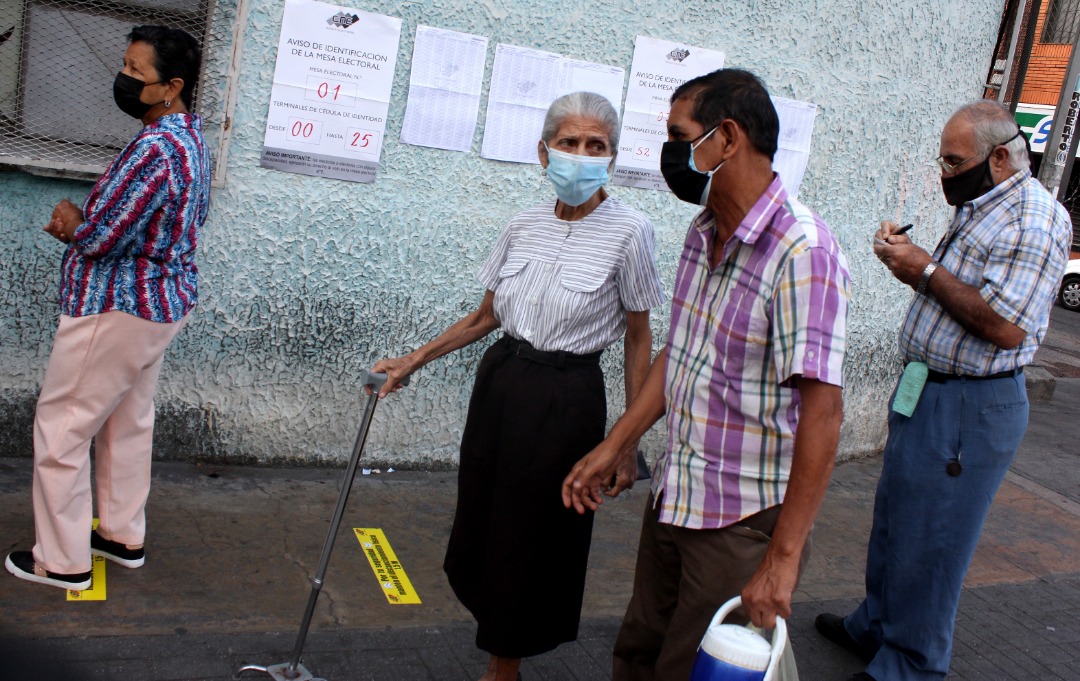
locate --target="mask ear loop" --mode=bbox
[691,126,718,150]
[1017,126,1032,169]
[690,126,724,175]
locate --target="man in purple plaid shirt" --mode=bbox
[563,69,850,680]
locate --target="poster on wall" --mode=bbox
[399,25,489,153]
[772,96,817,197]
[480,43,625,164]
[260,0,401,183]
[612,36,725,191]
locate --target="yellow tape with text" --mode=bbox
[353,528,420,605]
[68,519,106,601]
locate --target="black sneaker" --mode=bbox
[5,551,92,590]
[91,530,145,568]
[814,613,877,663]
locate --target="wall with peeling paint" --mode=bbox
[0,0,1002,466]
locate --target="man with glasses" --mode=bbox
[815,100,1072,680]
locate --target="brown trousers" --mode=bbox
[613,495,810,681]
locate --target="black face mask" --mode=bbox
[661,141,708,204]
[940,156,994,207]
[113,72,164,119]
[660,128,722,205]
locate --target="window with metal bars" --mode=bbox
[0,0,241,181]
[1043,0,1080,44]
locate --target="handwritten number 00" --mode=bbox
[291,121,313,138]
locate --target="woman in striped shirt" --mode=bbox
[373,91,664,681]
[5,26,210,592]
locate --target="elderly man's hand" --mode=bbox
[605,443,641,498]
[873,220,933,288]
[741,549,799,629]
[562,439,625,514]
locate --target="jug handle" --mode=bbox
[706,596,788,681]
[705,595,745,631]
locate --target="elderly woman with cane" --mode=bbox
[5,25,210,590]
[373,91,664,680]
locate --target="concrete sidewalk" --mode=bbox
[2,377,1079,680]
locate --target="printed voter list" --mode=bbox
[261,0,401,183]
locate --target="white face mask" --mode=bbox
[544,143,612,206]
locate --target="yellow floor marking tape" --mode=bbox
[67,556,106,601]
[353,528,421,604]
[68,519,105,601]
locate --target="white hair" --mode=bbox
[541,91,620,150]
[953,100,1029,172]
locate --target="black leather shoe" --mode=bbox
[815,613,876,663]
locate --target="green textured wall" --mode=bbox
[0,0,1004,466]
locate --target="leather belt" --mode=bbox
[925,367,1023,383]
[502,335,602,368]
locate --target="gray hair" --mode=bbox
[953,100,1029,172]
[541,91,621,150]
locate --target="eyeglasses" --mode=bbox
[934,152,981,175]
[935,129,1025,174]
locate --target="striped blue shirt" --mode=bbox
[60,113,211,323]
[900,169,1072,374]
[477,197,665,354]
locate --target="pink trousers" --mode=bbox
[32,311,185,574]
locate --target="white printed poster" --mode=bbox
[771,96,817,197]
[400,25,488,152]
[260,0,401,183]
[480,43,625,164]
[613,36,725,190]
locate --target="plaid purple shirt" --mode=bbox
[652,176,850,529]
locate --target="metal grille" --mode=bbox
[0,0,239,179]
[1043,0,1080,43]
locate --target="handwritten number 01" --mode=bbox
[317,82,341,100]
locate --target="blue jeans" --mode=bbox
[844,373,1028,680]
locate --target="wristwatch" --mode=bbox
[917,261,940,296]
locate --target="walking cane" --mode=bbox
[236,370,409,681]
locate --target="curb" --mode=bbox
[1026,364,1056,402]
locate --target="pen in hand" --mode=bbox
[875,223,913,247]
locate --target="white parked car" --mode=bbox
[1060,258,1080,312]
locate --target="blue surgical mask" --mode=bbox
[543,143,612,207]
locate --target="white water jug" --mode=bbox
[688,596,787,681]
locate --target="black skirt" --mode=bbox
[444,334,607,658]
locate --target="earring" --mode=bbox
[164,100,171,109]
